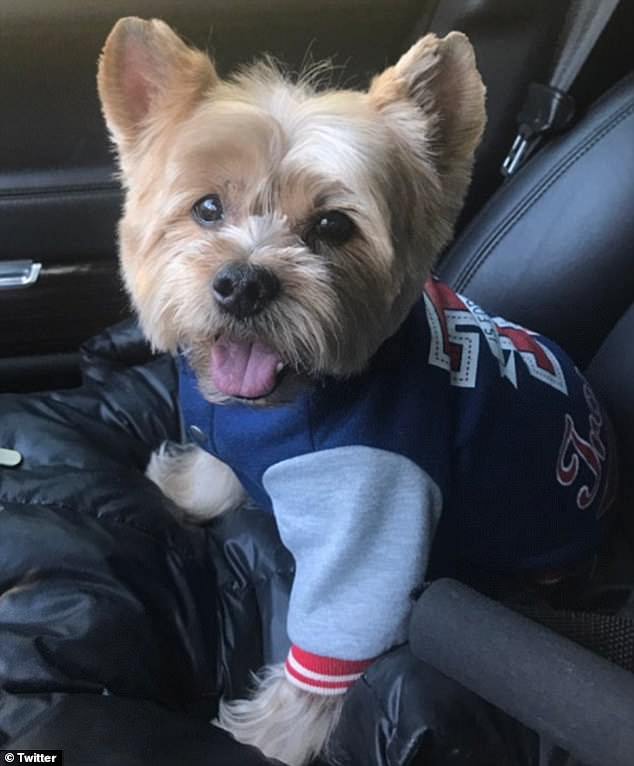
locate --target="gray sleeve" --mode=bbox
[262,446,442,660]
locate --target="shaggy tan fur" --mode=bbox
[98,17,486,765]
[146,443,245,522]
[216,664,344,766]
[98,17,485,404]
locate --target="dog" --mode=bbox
[97,18,615,766]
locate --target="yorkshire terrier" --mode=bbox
[98,18,615,766]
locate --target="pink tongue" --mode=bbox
[211,337,283,399]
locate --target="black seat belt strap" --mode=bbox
[502,0,621,177]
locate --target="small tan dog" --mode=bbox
[98,17,486,765]
[98,18,615,766]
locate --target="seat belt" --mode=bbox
[502,0,621,177]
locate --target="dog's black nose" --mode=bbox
[212,262,280,319]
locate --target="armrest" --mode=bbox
[409,579,634,766]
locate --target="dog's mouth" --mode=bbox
[210,335,287,400]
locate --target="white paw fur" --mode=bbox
[217,664,344,766]
[146,442,246,522]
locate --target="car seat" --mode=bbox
[411,70,634,766]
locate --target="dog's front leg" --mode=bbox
[146,442,246,522]
[216,445,442,764]
[217,665,344,766]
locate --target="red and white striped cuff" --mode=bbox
[284,645,373,696]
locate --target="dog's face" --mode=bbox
[98,18,485,403]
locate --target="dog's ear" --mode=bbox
[97,17,217,151]
[369,32,486,166]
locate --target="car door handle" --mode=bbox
[0,259,42,289]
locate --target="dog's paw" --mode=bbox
[216,664,343,766]
[146,442,246,523]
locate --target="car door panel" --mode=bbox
[0,165,124,390]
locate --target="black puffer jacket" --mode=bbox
[0,320,535,766]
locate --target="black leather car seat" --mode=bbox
[439,71,634,372]
[440,69,634,526]
[414,70,634,766]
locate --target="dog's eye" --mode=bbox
[305,211,355,252]
[192,194,224,225]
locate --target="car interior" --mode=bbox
[0,1,633,765]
